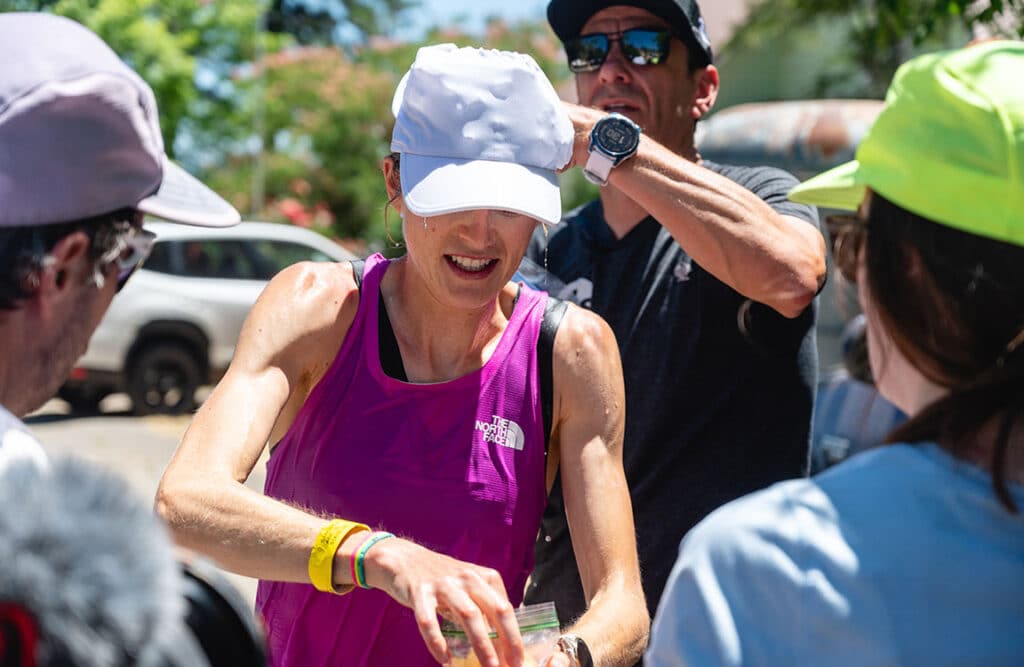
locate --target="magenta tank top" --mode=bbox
[256,253,549,666]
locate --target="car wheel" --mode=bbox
[57,385,105,414]
[128,343,202,416]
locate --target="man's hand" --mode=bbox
[362,537,526,667]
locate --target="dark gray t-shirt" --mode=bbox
[520,161,819,624]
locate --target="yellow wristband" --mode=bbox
[308,519,369,594]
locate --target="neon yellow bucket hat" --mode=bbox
[789,40,1024,247]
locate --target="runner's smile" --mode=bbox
[445,254,499,278]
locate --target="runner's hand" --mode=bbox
[362,537,526,667]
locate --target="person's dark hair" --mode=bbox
[864,193,1024,512]
[840,315,873,385]
[0,208,138,310]
[677,36,706,74]
[385,152,402,202]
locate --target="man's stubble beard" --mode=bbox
[27,285,99,414]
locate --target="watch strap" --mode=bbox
[556,634,593,667]
[583,150,615,186]
[555,635,579,666]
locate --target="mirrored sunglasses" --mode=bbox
[565,28,672,73]
[111,227,156,292]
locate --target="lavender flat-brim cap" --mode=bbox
[390,44,574,226]
[0,13,239,228]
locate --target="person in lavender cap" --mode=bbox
[0,12,239,474]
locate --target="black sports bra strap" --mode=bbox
[378,292,407,381]
[351,258,407,380]
[539,297,568,457]
[352,258,563,455]
[350,259,366,290]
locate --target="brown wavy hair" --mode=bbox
[864,193,1024,512]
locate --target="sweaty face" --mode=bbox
[574,6,704,155]
[402,208,538,311]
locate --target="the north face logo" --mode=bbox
[475,415,525,451]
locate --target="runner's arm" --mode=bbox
[545,306,648,667]
[156,260,360,582]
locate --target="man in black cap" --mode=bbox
[522,0,828,640]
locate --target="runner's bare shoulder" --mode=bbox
[237,260,362,371]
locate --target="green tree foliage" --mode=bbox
[726,0,1022,99]
[207,17,576,252]
[0,0,293,157]
[1,4,580,248]
[266,0,415,45]
[205,46,397,246]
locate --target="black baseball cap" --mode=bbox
[547,0,714,67]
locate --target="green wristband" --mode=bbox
[354,531,395,589]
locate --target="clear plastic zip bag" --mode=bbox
[442,601,560,667]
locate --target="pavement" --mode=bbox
[25,392,264,606]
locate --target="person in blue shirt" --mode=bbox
[647,41,1024,667]
[810,314,905,474]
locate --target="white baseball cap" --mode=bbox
[0,13,240,228]
[390,44,574,226]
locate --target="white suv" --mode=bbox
[61,221,358,415]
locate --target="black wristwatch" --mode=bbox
[556,634,594,667]
[583,112,642,186]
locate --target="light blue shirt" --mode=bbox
[0,404,47,474]
[647,443,1024,667]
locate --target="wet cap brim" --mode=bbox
[137,158,241,227]
[788,159,868,212]
[400,155,562,226]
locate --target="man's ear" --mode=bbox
[691,64,719,120]
[42,231,91,295]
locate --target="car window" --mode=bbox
[142,240,174,274]
[253,239,336,276]
[180,240,260,280]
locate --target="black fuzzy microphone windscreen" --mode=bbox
[0,458,183,667]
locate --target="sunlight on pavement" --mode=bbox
[27,394,267,607]
[142,414,193,439]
